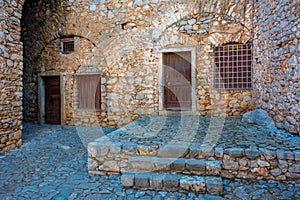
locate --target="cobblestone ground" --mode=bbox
[0,122,299,200]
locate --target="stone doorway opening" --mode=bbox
[159,47,197,114]
[38,73,65,125]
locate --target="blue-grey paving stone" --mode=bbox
[224,147,244,158]
[245,147,261,159]
[205,177,223,194]
[294,151,300,161]
[250,189,268,199]
[276,150,294,160]
[135,191,146,198]
[288,164,300,173]
[152,194,163,200]
[202,194,224,200]
[234,186,249,200]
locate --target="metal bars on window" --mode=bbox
[214,44,252,90]
[61,38,74,54]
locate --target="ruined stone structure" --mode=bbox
[0,0,299,154]
[0,0,24,154]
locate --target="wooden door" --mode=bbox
[44,76,61,124]
[163,52,192,110]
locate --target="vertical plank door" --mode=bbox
[163,52,192,110]
[44,76,61,124]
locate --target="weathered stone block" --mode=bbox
[88,142,109,157]
[262,150,277,160]
[270,168,281,176]
[214,147,223,158]
[224,148,244,158]
[157,143,188,158]
[135,173,150,188]
[121,173,134,187]
[257,159,270,167]
[245,148,261,159]
[149,173,164,189]
[128,156,155,172]
[110,142,122,154]
[163,174,179,190]
[180,176,206,192]
[100,160,120,172]
[206,160,221,176]
[170,159,186,172]
[189,144,200,158]
[288,164,300,173]
[123,142,137,155]
[205,177,223,194]
[186,159,206,175]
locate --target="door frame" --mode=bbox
[38,72,65,124]
[158,46,197,114]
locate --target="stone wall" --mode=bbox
[0,0,24,154]
[22,0,253,127]
[253,0,300,135]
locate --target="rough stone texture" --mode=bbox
[1,123,300,199]
[242,109,275,127]
[21,0,253,127]
[252,0,300,135]
[0,0,24,154]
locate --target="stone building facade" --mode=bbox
[0,0,24,154]
[0,0,299,153]
[22,0,253,128]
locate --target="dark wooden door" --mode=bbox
[163,52,192,110]
[44,76,61,124]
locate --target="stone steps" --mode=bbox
[127,156,221,176]
[121,172,223,194]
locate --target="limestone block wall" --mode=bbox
[253,0,300,135]
[22,0,253,127]
[0,0,24,154]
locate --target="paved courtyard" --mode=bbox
[0,118,300,199]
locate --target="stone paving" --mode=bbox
[0,120,300,199]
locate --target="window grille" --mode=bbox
[61,38,74,54]
[77,75,101,110]
[214,44,252,90]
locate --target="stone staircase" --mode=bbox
[121,155,223,194]
[88,116,300,195]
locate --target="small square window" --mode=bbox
[214,44,252,90]
[61,38,74,54]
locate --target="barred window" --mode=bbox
[61,38,74,54]
[214,44,252,89]
[77,75,101,110]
